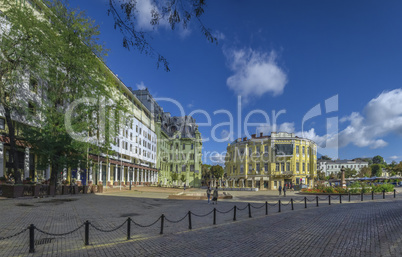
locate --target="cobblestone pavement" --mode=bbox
[1,188,402,256]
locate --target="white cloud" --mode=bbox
[210,152,227,165]
[225,48,288,101]
[135,0,168,30]
[389,155,400,160]
[136,81,146,90]
[213,30,225,41]
[336,89,402,149]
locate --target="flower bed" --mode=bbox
[301,183,394,194]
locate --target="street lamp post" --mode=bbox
[341,166,346,189]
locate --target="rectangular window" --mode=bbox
[286,162,290,171]
[276,163,279,171]
[28,102,35,115]
[264,145,268,152]
[256,164,260,173]
[0,118,4,130]
[240,165,244,174]
[249,164,252,172]
[303,163,305,172]
[190,165,195,171]
[296,145,299,154]
[296,162,300,172]
[182,165,186,172]
[183,144,185,150]
[130,144,132,152]
[281,163,285,172]
[264,163,268,172]
[191,144,194,149]
[302,146,305,155]
[136,125,138,132]
[257,146,260,154]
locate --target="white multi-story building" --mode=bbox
[318,159,369,177]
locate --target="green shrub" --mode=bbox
[323,187,334,194]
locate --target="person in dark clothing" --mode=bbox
[278,185,282,196]
[283,185,287,197]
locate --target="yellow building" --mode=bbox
[225,132,317,190]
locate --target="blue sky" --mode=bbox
[69,0,402,164]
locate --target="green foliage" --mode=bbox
[322,187,334,194]
[372,183,394,192]
[358,166,371,177]
[371,164,382,177]
[319,155,332,160]
[372,155,385,165]
[344,168,357,178]
[210,165,224,179]
[170,172,178,182]
[180,174,186,183]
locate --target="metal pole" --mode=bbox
[304,197,307,208]
[278,200,281,212]
[340,194,342,204]
[29,224,35,253]
[188,211,192,230]
[291,199,294,210]
[233,206,237,221]
[265,201,268,215]
[85,221,90,246]
[316,196,319,207]
[213,208,216,225]
[329,195,331,205]
[160,214,164,234]
[127,218,131,240]
[248,203,252,218]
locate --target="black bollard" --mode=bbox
[85,220,90,246]
[278,200,281,212]
[304,197,307,208]
[248,203,252,218]
[316,196,319,207]
[291,199,294,210]
[160,214,165,234]
[233,206,237,221]
[188,211,192,230]
[329,195,331,205]
[213,208,217,225]
[29,224,35,253]
[127,218,131,240]
[340,194,342,204]
[372,191,374,200]
[349,191,351,202]
[265,201,268,215]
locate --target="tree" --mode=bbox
[319,155,332,160]
[170,172,178,184]
[371,164,382,177]
[358,166,372,177]
[20,1,120,187]
[317,170,326,180]
[180,174,186,185]
[210,165,224,180]
[344,168,357,178]
[372,155,385,165]
[107,0,217,71]
[0,0,57,183]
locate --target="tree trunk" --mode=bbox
[4,106,21,184]
[50,162,58,187]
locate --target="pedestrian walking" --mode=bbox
[278,185,282,196]
[206,186,212,204]
[212,186,218,204]
[283,185,287,197]
[184,183,186,191]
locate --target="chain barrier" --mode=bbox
[165,213,188,223]
[89,221,127,233]
[250,203,265,209]
[331,196,339,200]
[236,205,248,211]
[0,228,28,241]
[319,196,329,200]
[35,223,85,236]
[131,217,161,228]
[216,207,235,214]
[280,200,292,206]
[191,209,214,218]
[307,198,316,202]
[267,203,278,207]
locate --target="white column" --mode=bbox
[0,142,3,178]
[89,166,93,183]
[147,170,150,182]
[107,163,111,183]
[114,166,118,182]
[121,166,124,182]
[62,168,67,180]
[128,168,130,182]
[24,147,29,179]
[76,167,81,181]
[142,170,145,183]
[136,169,139,183]
[99,161,102,183]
